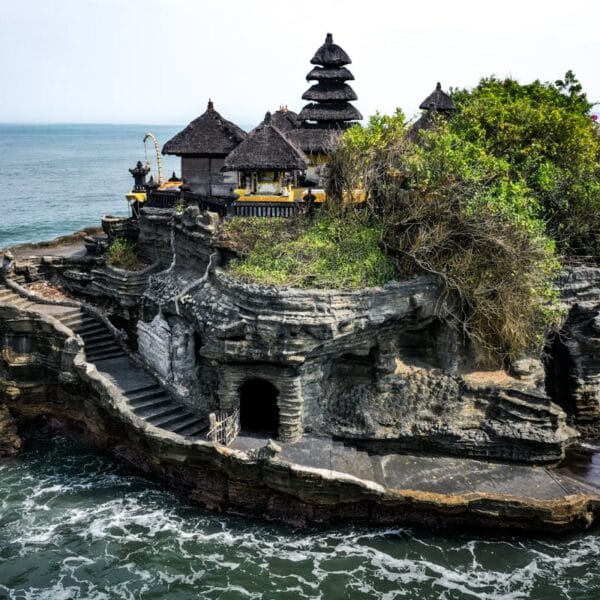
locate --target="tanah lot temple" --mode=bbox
[127,33,453,217]
[4,31,599,534]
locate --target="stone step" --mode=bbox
[136,403,181,421]
[182,423,209,438]
[85,338,119,352]
[77,327,110,340]
[129,396,171,412]
[124,384,162,400]
[168,415,206,435]
[81,331,113,345]
[86,348,126,362]
[129,390,171,409]
[150,409,194,430]
[59,308,82,319]
[59,313,86,327]
[74,320,106,334]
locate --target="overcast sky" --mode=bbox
[1,0,598,127]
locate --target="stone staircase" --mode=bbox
[0,281,208,441]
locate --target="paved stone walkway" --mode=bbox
[9,239,88,260]
[232,433,600,500]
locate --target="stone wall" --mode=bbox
[137,208,173,265]
[181,156,237,197]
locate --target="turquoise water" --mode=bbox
[0,124,181,248]
[0,438,599,600]
[1,125,600,598]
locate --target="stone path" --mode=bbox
[9,239,88,260]
[232,434,600,500]
[0,281,208,441]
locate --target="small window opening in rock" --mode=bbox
[239,378,280,436]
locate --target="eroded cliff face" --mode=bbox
[4,302,597,534]
[546,265,600,435]
[141,257,576,463]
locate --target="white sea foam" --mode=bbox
[1,438,600,599]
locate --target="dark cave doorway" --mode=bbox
[544,333,578,418]
[239,378,280,436]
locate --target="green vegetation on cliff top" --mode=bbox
[224,215,396,289]
[224,72,599,362]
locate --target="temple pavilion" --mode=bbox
[224,112,308,199]
[162,100,247,198]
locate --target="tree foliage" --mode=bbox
[449,73,600,256]
[327,101,564,363]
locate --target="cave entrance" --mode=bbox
[239,378,280,436]
[545,334,578,417]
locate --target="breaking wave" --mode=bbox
[0,438,599,599]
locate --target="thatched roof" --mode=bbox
[302,82,357,102]
[285,126,344,154]
[306,66,354,82]
[162,100,247,156]
[271,108,299,132]
[299,102,362,122]
[223,112,308,171]
[310,33,351,67]
[419,82,456,112]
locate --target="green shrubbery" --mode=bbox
[223,215,396,289]
[225,72,597,363]
[106,238,141,271]
[450,73,600,256]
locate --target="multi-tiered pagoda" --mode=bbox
[288,33,362,181]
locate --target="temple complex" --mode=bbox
[131,33,363,215]
[2,32,600,535]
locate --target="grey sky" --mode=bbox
[1,0,598,127]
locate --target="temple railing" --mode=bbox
[233,201,300,218]
[183,191,322,219]
[146,189,181,209]
[183,191,230,217]
[207,409,240,446]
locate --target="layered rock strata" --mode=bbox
[1,300,599,534]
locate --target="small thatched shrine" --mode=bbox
[224,112,308,197]
[410,82,457,138]
[162,100,247,196]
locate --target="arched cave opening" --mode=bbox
[239,378,280,436]
[544,333,578,417]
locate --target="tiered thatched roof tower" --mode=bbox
[298,33,362,125]
[289,34,362,156]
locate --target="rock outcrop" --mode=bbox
[141,259,576,462]
[546,265,600,435]
[1,299,599,534]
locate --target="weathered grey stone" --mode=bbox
[546,265,600,435]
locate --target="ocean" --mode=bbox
[0,125,599,599]
[0,124,182,248]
